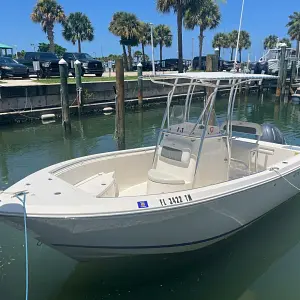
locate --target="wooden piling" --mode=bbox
[74,60,83,114]
[258,80,263,95]
[276,45,287,102]
[115,59,125,150]
[59,58,71,132]
[281,59,288,102]
[206,54,218,73]
[214,48,220,71]
[137,62,143,107]
[245,81,250,95]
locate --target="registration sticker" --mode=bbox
[137,201,149,208]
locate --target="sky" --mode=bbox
[0,0,298,61]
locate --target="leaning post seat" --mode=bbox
[222,121,263,173]
[147,133,198,194]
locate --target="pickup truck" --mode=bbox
[63,52,104,77]
[18,52,60,78]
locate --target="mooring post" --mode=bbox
[276,45,287,102]
[137,62,143,107]
[258,79,263,95]
[281,59,288,102]
[214,48,220,71]
[74,60,83,114]
[59,58,71,132]
[115,59,125,150]
[245,80,250,95]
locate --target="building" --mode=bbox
[0,43,13,57]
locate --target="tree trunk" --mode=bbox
[160,42,163,66]
[176,4,183,73]
[142,43,146,63]
[127,45,133,71]
[239,49,242,63]
[219,47,221,58]
[46,24,55,53]
[122,44,129,71]
[78,39,82,53]
[198,27,204,70]
[231,48,234,60]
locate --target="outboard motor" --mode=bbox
[254,61,268,75]
[261,123,286,145]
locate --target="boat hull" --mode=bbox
[3,168,299,261]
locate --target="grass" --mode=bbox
[187,69,204,72]
[37,76,138,84]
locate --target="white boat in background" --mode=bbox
[2,72,300,262]
[258,46,300,75]
[291,87,300,104]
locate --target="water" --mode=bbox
[2,94,300,300]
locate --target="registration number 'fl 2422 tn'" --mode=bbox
[159,194,193,207]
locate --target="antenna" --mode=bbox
[234,0,245,70]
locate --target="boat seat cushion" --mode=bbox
[148,169,185,185]
[75,172,118,198]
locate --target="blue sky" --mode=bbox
[0,0,298,61]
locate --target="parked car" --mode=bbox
[158,58,188,72]
[18,52,60,78]
[192,56,207,70]
[132,61,158,72]
[220,60,241,72]
[63,52,104,77]
[0,57,29,79]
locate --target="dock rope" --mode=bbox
[15,192,29,300]
[270,167,300,192]
[76,87,82,106]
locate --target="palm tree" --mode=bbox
[287,12,300,80]
[31,0,65,53]
[157,0,201,73]
[280,37,292,48]
[184,0,220,70]
[109,12,141,71]
[62,12,94,53]
[155,24,173,66]
[138,22,152,63]
[228,30,238,60]
[109,12,128,71]
[238,30,251,62]
[263,35,278,50]
[212,32,229,58]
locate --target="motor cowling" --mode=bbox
[261,123,286,145]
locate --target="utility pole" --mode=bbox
[192,38,194,61]
[150,23,156,75]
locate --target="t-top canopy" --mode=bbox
[150,72,277,81]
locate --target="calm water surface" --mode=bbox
[2,94,300,300]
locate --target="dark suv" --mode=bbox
[18,52,60,78]
[158,59,188,72]
[63,53,104,77]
